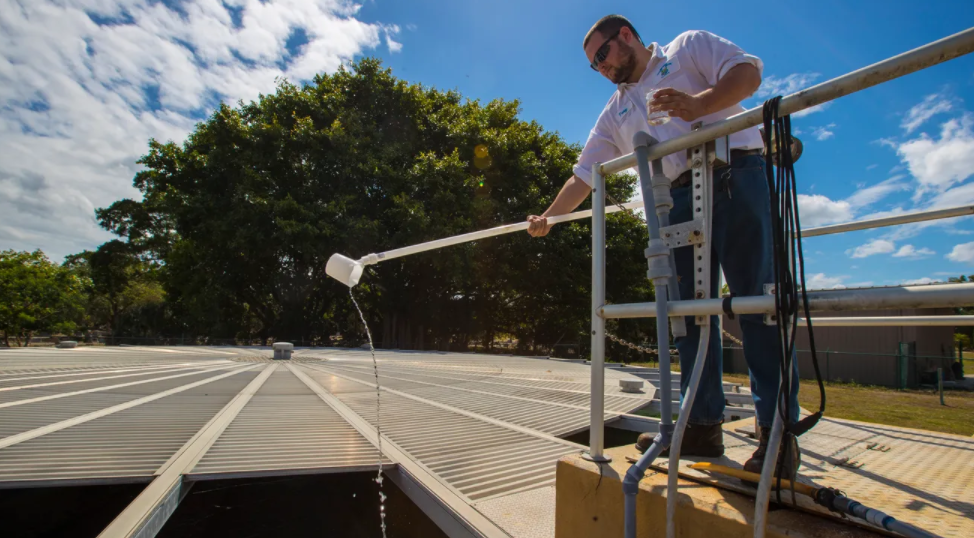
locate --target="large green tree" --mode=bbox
[96,58,654,354]
[64,241,166,341]
[0,250,83,346]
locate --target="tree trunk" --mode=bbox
[1,331,8,347]
[24,331,33,347]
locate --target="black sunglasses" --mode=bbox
[589,29,622,71]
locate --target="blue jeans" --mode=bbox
[668,154,799,428]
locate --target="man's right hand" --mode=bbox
[526,215,553,237]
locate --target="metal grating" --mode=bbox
[190,368,387,479]
[0,368,245,439]
[301,366,581,501]
[0,370,258,487]
[0,365,229,404]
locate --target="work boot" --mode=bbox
[635,421,724,458]
[742,427,801,484]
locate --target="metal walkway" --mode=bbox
[0,346,657,538]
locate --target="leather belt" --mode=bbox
[670,148,763,188]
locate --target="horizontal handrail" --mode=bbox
[801,205,974,237]
[601,283,974,319]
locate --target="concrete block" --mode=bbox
[555,446,879,538]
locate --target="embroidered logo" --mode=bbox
[618,107,629,117]
[657,61,673,78]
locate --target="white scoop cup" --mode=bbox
[326,253,365,287]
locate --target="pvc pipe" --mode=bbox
[753,329,792,538]
[666,326,710,538]
[586,165,609,463]
[801,205,974,238]
[600,283,974,319]
[798,316,974,327]
[598,27,974,177]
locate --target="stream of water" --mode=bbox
[349,288,387,538]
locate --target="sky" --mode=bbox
[2,0,974,290]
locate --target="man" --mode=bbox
[526,14,801,475]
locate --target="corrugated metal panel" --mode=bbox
[0,368,244,439]
[0,347,236,373]
[190,368,386,479]
[301,367,580,501]
[322,361,652,412]
[315,363,605,437]
[0,364,200,388]
[0,366,224,404]
[0,370,258,487]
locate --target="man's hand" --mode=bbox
[649,88,711,123]
[526,215,553,237]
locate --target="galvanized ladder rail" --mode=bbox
[608,130,726,538]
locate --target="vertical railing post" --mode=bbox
[938,367,945,406]
[586,163,610,462]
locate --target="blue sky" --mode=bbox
[3,0,974,289]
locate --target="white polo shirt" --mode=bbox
[573,30,765,185]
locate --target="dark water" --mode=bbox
[563,426,643,449]
[158,473,447,538]
[2,473,447,538]
[0,482,145,538]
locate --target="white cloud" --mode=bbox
[756,72,821,97]
[805,273,848,290]
[901,93,954,134]
[847,238,896,258]
[892,245,935,259]
[946,242,974,263]
[866,164,878,170]
[798,177,906,229]
[797,194,852,226]
[386,36,402,53]
[896,114,974,199]
[844,176,907,208]
[811,123,837,141]
[755,73,830,117]
[384,23,402,53]
[0,1,397,261]
[901,277,938,285]
[793,102,832,119]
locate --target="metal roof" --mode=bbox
[0,346,659,538]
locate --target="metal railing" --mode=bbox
[590,26,974,538]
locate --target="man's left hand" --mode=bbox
[649,88,711,122]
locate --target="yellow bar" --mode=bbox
[688,462,817,497]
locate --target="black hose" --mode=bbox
[761,97,827,502]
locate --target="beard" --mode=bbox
[608,41,638,84]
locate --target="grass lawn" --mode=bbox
[721,372,974,437]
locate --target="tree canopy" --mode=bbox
[0,250,83,346]
[68,58,654,355]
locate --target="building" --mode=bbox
[721,288,959,388]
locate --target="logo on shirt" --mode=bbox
[657,61,673,78]
[618,107,629,117]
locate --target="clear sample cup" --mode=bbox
[646,89,670,126]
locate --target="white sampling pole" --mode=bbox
[325,201,644,287]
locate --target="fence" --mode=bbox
[722,346,969,389]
